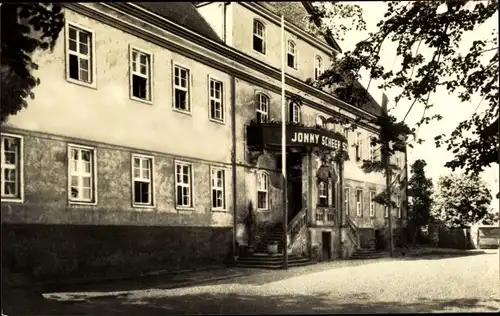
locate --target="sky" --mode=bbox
[328,1,499,211]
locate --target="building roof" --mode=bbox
[135,2,223,43]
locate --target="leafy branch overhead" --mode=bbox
[311,1,499,176]
[1,3,65,123]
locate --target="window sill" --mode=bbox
[212,208,229,213]
[209,117,226,125]
[256,208,269,212]
[66,77,97,90]
[252,49,267,57]
[132,204,155,209]
[173,108,192,116]
[176,206,194,211]
[130,96,153,105]
[69,200,98,206]
[1,197,24,203]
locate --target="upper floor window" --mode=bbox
[287,40,297,69]
[66,24,94,85]
[369,137,377,162]
[209,78,224,122]
[175,161,193,208]
[315,55,323,80]
[343,127,349,140]
[289,102,301,123]
[256,93,269,123]
[1,134,23,201]
[369,191,376,217]
[68,145,96,204]
[130,48,152,101]
[344,187,350,215]
[318,181,328,207]
[132,155,153,207]
[253,20,266,54]
[174,65,190,112]
[397,195,401,218]
[355,132,362,160]
[316,115,327,128]
[257,171,268,210]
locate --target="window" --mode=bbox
[175,162,193,208]
[369,137,376,162]
[130,48,152,101]
[356,189,363,217]
[343,128,349,139]
[289,102,301,123]
[317,115,327,128]
[68,145,96,203]
[318,181,328,207]
[66,24,94,84]
[256,93,269,123]
[355,132,362,160]
[174,65,190,111]
[1,134,23,201]
[384,206,389,218]
[314,55,323,80]
[369,191,376,217]
[287,40,297,69]
[344,187,350,215]
[396,155,400,167]
[257,171,268,210]
[253,20,266,54]
[132,155,153,206]
[209,78,224,122]
[397,196,401,218]
[211,167,226,210]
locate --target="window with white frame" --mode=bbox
[356,189,363,217]
[130,49,151,101]
[369,191,376,217]
[69,145,95,203]
[287,40,297,69]
[317,115,327,128]
[209,79,224,121]
[344,187,350,215]
[355,132,362,160]
[257,171,268,210]
[369,137,376,162]
[132,155,153,206]
[67,24,93,83]
[211,167,225,209]
[315,55,323,80]
[253,20,266,54]
[256,93,269,123]
[289,102,301,123]
[384,206,389,218]
[1,135,22,200]
[343,127,349,140]
[174,65,190,111]
[175,162,192,208]
[397,195,401,218]
[318,181,328,207]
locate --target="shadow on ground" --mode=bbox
[397,250,492,261]
[5,291,499,315]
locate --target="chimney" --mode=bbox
[381,93,389,113]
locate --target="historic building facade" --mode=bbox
[1,2,407,277]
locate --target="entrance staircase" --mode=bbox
[235,208,312,269]
[346,217,390,259]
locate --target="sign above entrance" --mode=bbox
[247,123,348,152]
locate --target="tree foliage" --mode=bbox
[311,1,499,177]
[407,159,433,226]
[1,3,65,123]
[432,173,492,227]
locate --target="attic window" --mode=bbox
[253,20,266,54]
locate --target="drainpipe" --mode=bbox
[338,160,344,258]
[231,75,237,262]
[223,2,227,43]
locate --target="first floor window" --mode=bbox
[256,93,269,123]
[257,171,268,210]
[209,79,224,121]
[369,191,376,217]
[175,162,192,207]
[1,135,22,200]
[67,24,93,83]
[211,168,225,209]
[344,187,350,215]
[355,132,362,160]
[69,145,95,203]
[130,49,151,100]
[356,189,362,217]
[253,20,266,54]
[174,65,190,111]
[384,206,389,218]
[318,181,328,207]
[289,102,301,123]
[132,155,153,206]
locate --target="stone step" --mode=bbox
[235,261,313,269]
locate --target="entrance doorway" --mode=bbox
[322,231,332,261]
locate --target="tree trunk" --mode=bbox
[412,225,419,247]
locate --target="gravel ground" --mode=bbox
[7,250,500,315]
